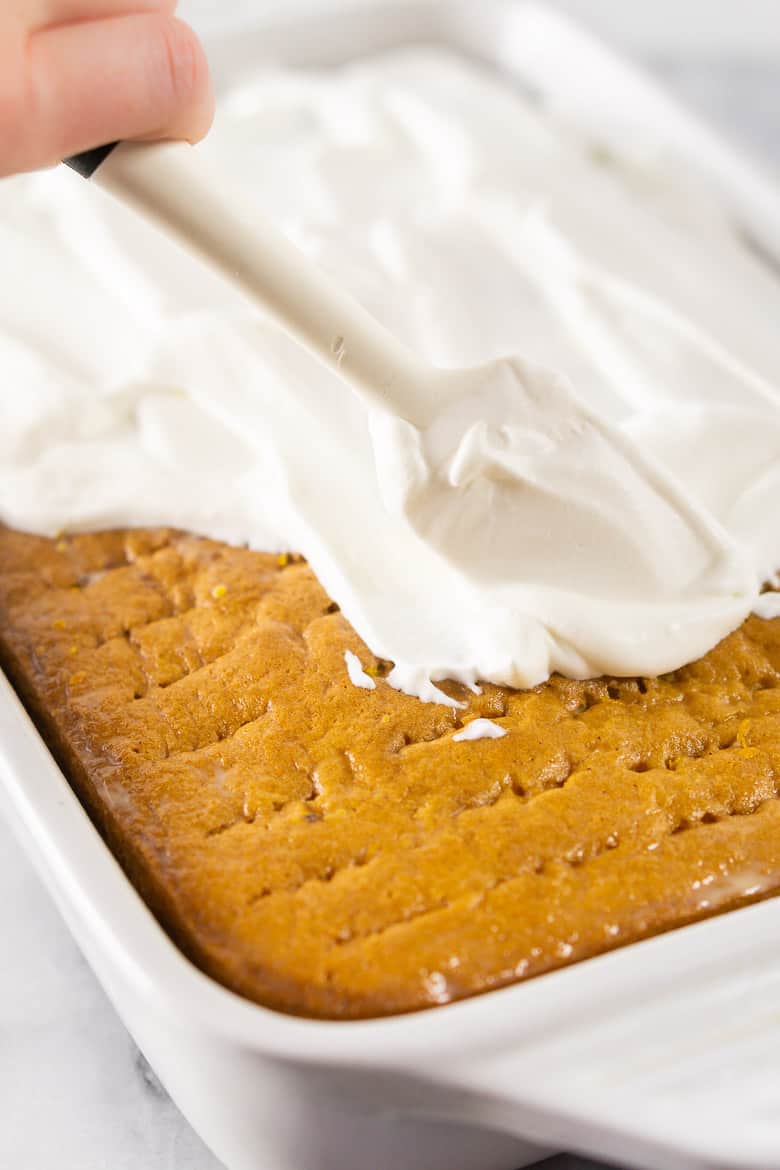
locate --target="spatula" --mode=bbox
[63,141,739,602]
[65,141,442,425]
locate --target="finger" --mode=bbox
[22,13,214,171]
[19,0,176,31]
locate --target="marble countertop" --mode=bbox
[1,16,778,1170]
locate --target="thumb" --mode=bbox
[17,12,214,174]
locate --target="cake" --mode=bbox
[1,523,779,1019]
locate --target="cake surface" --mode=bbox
[1,525,779,1019]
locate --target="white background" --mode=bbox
[181,0,780,58]
[178,0,780,161]
[549,0,780,58]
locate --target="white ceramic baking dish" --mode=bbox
[2,4,780,1169]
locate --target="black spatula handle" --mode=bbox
[64,143,119,178]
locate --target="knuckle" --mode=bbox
[155,16,205,114]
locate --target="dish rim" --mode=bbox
[4,662,780,1061]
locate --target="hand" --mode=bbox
[0,1,214,178]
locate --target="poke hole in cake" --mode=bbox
[1,525,779,1019]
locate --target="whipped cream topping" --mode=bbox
[344,650,376,691]
[753,593,780,620]
[1,49,778,702]
[453,720,507,743]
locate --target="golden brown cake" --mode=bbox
[1,524,779,1019]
